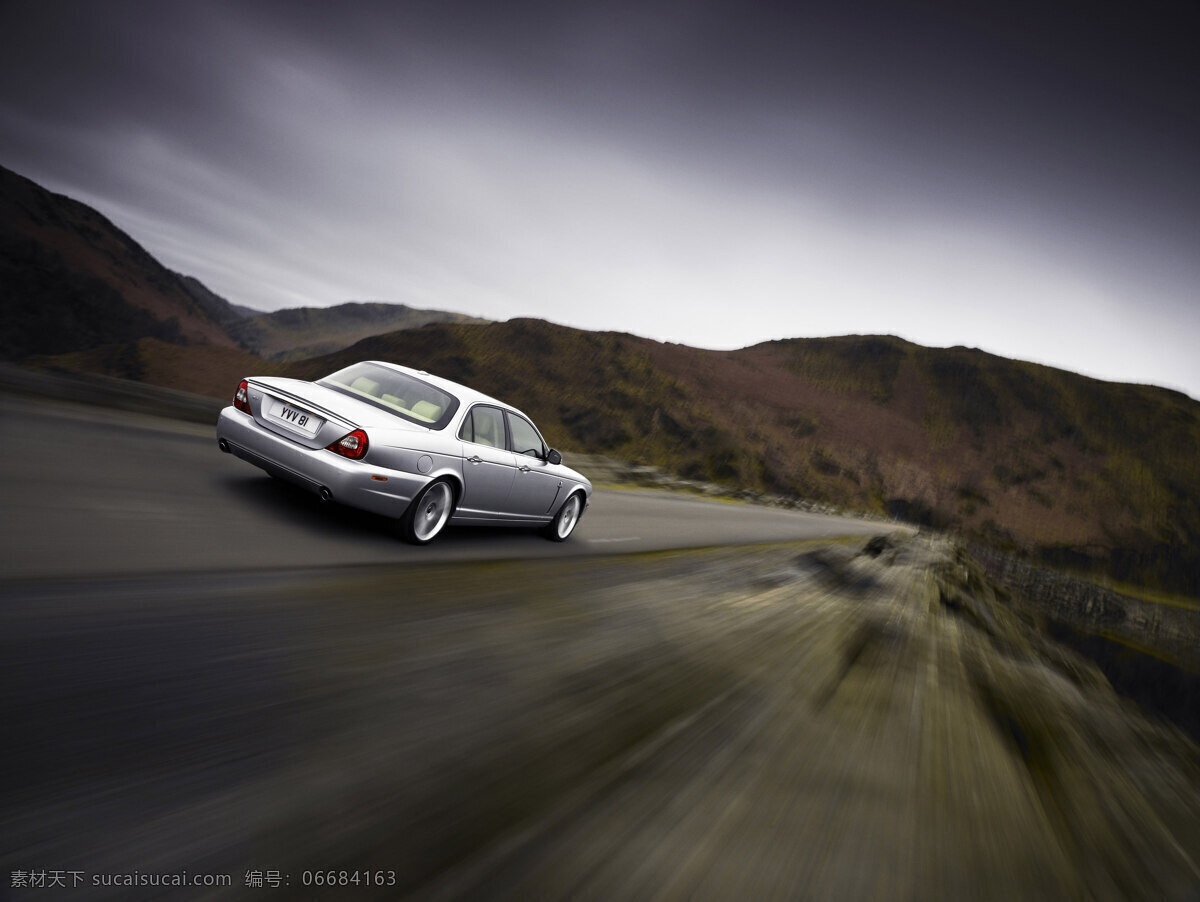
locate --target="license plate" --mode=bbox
[269,399,323,437]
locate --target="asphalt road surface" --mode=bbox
[0,394,891,580]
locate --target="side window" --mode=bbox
[507,413,546,458]
[459,405,505,448]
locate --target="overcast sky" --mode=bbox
[2,0,1198,397]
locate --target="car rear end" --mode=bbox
[216,377,431,519]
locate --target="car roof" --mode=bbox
[363,360,533,421]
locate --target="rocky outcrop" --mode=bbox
[972,546,1200,673]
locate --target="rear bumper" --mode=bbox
[216,406,427,519]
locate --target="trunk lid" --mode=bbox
[247,377,431,449]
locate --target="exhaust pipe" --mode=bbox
[318,487,334,504]
[218,439,231,453]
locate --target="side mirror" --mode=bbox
[547,449,562,465]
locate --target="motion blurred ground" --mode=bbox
[4,536,1198,900]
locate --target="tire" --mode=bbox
[399,479,456,544]
[543,493,584,542]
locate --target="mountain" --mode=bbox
[1,165,488,365]
[287,320,1200,596]
[228,301,489,362]
[0,164,242,358]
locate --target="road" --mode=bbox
[0,394,889,580]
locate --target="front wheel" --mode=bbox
[543,493,584,542]
[399,480,455,544]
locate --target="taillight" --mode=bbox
[233,380,251,414]
[327,429,369,460]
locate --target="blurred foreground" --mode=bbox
[3,535,1199,900]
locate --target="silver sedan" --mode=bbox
[216,360,592,543]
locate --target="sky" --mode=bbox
[2,0,1198,398]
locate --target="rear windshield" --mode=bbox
[319,362,459,429]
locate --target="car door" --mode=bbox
[457,405,518,518]
[505,411,565,518]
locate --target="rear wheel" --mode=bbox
[400,479,455,544]
[543,493,583,542]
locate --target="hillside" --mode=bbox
[229,301,489,361]
[43,337,287,400]
[0,164,241,357]
[1,166,485,365]
[287,320,1200,595]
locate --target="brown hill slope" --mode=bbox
[288,320,1200,595]
[0,165,240,357]
[44,337,286,399]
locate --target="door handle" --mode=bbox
[467,455,482,464]
[518,465,531,473]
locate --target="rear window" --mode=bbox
[319,362,459,429]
